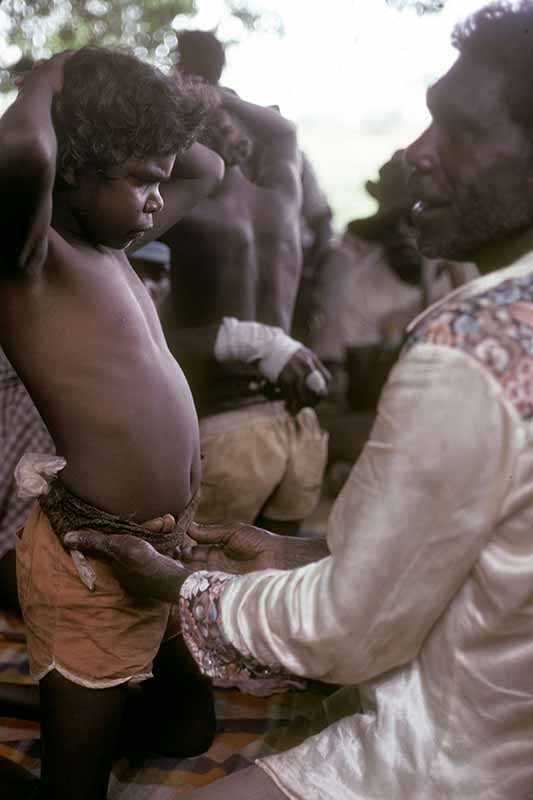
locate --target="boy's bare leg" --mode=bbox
[0,638,215,761]
[123,633,216,758]
[0,548,21,613]
[39,670,127,800]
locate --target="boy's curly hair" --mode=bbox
[53,47,215,178]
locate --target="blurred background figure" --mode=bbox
[311,150,477,412]
[177,28,227,85]
[310,150,477,496]
[130,241,172,310]
[177,29,335,348]
[164,35,329,537]
[291,151,335,345]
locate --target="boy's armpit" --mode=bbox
[0,187,51,276]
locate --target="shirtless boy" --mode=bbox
[0,48,223,799]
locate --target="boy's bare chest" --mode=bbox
[0,253,171,392]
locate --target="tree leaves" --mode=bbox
[0,0,282,91]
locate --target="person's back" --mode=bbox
[164,153,301,333]
[0,47,223,799]
[163,94,328,536]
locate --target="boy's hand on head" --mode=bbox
[64,531,190,602]
[18,51,72,94]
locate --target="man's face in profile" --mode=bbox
[406,57,533,261]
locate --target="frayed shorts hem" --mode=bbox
[32,661,153,689]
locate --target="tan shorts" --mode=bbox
[197,403,328,524]
[16,503,176,688]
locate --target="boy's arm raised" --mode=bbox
[129,143,224,250]
[0,56,67,275]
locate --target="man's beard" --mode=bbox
[418,175,533,262]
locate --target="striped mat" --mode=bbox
[0,611,329,798]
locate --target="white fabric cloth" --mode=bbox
[214,317,301,383]
[215,255,533,799]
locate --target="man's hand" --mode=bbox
[183,522,287,574]
[63,530,190,603]
[277,346,331,415]
[183,522,329,574]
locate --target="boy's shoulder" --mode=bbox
[404,271,533,419]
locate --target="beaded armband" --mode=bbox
[179,571,283,681]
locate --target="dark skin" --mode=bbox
[164,89,302,336]
[62,521,330,600]
[163,89,329,535]
[0,54,223,800]
[407,56,533,265]
[3,518,325,796]
[162,91,329,418]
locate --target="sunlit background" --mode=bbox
[0,0,496,229]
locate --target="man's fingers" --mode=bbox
[187,521,235,545]
[63,531,149,564]
[181,544,212,564]
[143,514,175,533]
[64,530,113,556]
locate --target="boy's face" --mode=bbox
[67,154,175,250]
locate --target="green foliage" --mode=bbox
[0,0,281,91]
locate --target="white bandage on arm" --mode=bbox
[214,317,301,382]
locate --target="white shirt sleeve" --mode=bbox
[218,344,519,684]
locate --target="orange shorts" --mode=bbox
[16,502,178,688]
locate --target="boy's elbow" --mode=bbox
[0,130,54,180]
